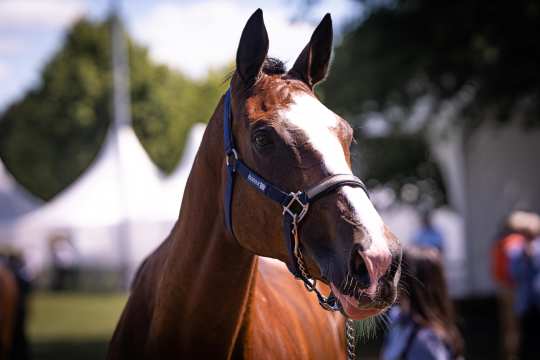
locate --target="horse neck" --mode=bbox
[149,98,257,357]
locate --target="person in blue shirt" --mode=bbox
[507,215,540,360]
[413,212,444,252]
[381,246,464,360]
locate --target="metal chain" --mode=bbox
[292,223,339,308]
[346,319,356,360]
[292,218,357,360]
[293,227,315,288]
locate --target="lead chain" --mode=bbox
[292,220,357,360]
[292,223,316,292]
[346,319,356,360]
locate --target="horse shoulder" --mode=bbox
[243,257,345,359]
[108,239,171,360]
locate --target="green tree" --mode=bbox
[130,49,228,173]
[309,0,540,206]
[322,0,540,126]
[0,18,226,200]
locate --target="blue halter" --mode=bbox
[223,88,369,311]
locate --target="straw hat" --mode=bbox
[507,211,540,237]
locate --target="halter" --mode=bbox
[223,88,369,312]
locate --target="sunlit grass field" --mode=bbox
[25,292,498,359]
[28,292,127,360]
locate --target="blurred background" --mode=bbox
[0,0,539,359]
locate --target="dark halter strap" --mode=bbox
[223,88,369,311]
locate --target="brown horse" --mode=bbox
[108,9,401,359]
[0,262,18,360]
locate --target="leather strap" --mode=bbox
[224,89,236,234]
[306,174,368,201]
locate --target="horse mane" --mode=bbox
[224,57,287,83]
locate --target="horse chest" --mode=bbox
[236,259,345,359]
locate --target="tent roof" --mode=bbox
[160,123,206,216]
[0,159,41,224]
[17,122,206,229]
[18,124,170,228]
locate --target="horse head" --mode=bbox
[226,9,401,320]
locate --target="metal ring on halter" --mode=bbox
[304,278,317,292]
[225,149,238,169]
[282,191,309,223]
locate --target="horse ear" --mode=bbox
[236,9,269,86]
[289,13,333,88]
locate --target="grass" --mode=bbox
[28,292,128,360]
[25,293,500,359]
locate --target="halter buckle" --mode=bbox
[225,149,238,171]
[321,293,342,312]
[304,278,317,292]
[282,191,309,223]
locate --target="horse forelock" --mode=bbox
[261,57,286,75]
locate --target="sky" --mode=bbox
[0,0,361,113]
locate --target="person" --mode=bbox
[381,246,464,360]
[506,211,540,360]
[48,232,79,291]
[491,211,536,360]
[413,211,444,253]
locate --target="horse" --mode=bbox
[108,9,401,359]
[0,262,18,360]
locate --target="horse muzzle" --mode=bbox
[330,243,401,320]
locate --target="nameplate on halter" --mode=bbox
[247,173,267,192]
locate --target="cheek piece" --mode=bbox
[223,88,369,311]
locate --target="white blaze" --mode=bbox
[281,93,350,175]
[282,93,392,287]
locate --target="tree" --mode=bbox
[354,134,446,207]
[0,18,226,200]
[309,0,540,207]
[322,0,540,127]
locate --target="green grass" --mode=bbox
[25,293,500,360]
[28,292,128,360]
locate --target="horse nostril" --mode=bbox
[350,249,370,289]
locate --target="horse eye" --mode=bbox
[253,131,272,148]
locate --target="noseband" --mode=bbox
[223,88,369,312]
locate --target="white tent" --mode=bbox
[161,123,206,217]
[12,122,205,277]
[18,125,169,228]
[0,161,41,224]
[1,13,208,282]
[0,159,42,243]
[370,187,467,298]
